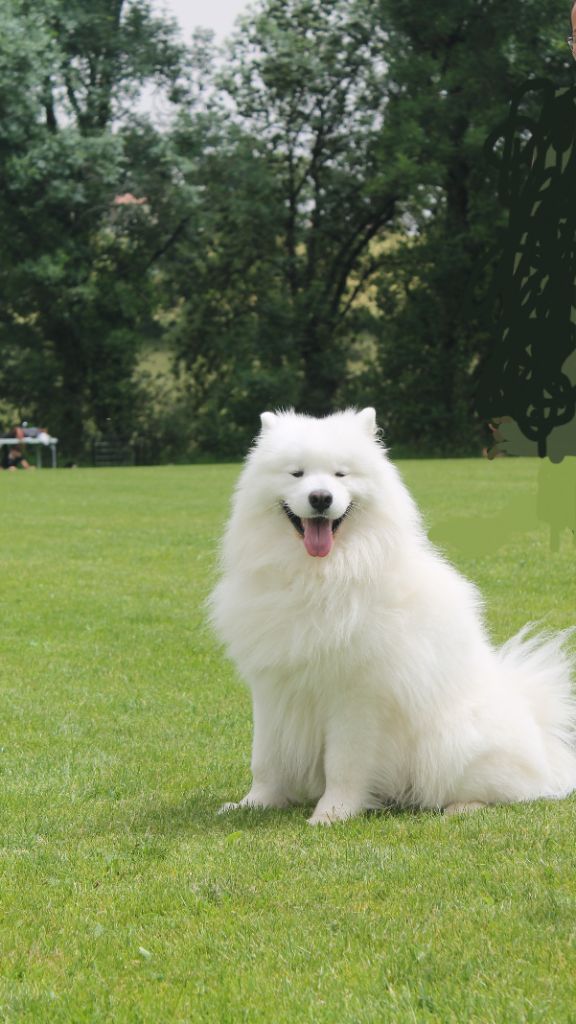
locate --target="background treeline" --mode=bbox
[0,0,571,462]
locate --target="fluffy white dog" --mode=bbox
[209,408,576,824]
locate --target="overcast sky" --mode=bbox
[155,0,252,42]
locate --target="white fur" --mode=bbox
[209,408,576,824]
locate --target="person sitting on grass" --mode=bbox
[0,422,49,470]
[1,444,34,471]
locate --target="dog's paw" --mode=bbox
[218,791,290,815]
[218,801,242,815]
[308,810,337,826]
[443,801,487,816]
[308,798,360,826]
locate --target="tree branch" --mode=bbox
[144,215,193,270]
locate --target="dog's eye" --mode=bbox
[291,470,304,478]
[335,472,347,478]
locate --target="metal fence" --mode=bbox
[92,439,135,467]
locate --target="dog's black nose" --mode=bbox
[309,490,333,513]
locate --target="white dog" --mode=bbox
[209,408,576,824]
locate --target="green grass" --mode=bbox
[0,460,575,1023]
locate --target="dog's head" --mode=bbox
[239,408,386,559]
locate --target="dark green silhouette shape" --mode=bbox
[477,80,576,460]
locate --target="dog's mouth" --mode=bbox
[282,503,350,558]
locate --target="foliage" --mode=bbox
[0,0,189,456]
[364,0,575,454]
[160,0,576,458]
[0,0,574,458]
[166,0,407,456]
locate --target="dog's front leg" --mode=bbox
[219,689,290,813]
[308,703,377,825]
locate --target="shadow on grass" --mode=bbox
[132,789,315,837]
[130,791,437,839]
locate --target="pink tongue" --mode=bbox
[303,518,333,557]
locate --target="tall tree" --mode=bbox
[367,0,574,454]
[168,0,413,454]
[0,0,187,454]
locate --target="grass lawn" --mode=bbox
[0,459,575,1023]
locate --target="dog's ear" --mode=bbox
[357,407,377,434]
[260,411,277,430]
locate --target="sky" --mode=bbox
[155,0,252,43]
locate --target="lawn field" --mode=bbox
[0,460,575,1023]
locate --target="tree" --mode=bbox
[2,0,570,461]
[366,0,574,454]
[0,0,188,455]
[167,0,414,455]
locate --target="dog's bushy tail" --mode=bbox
[499,624,576,748]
